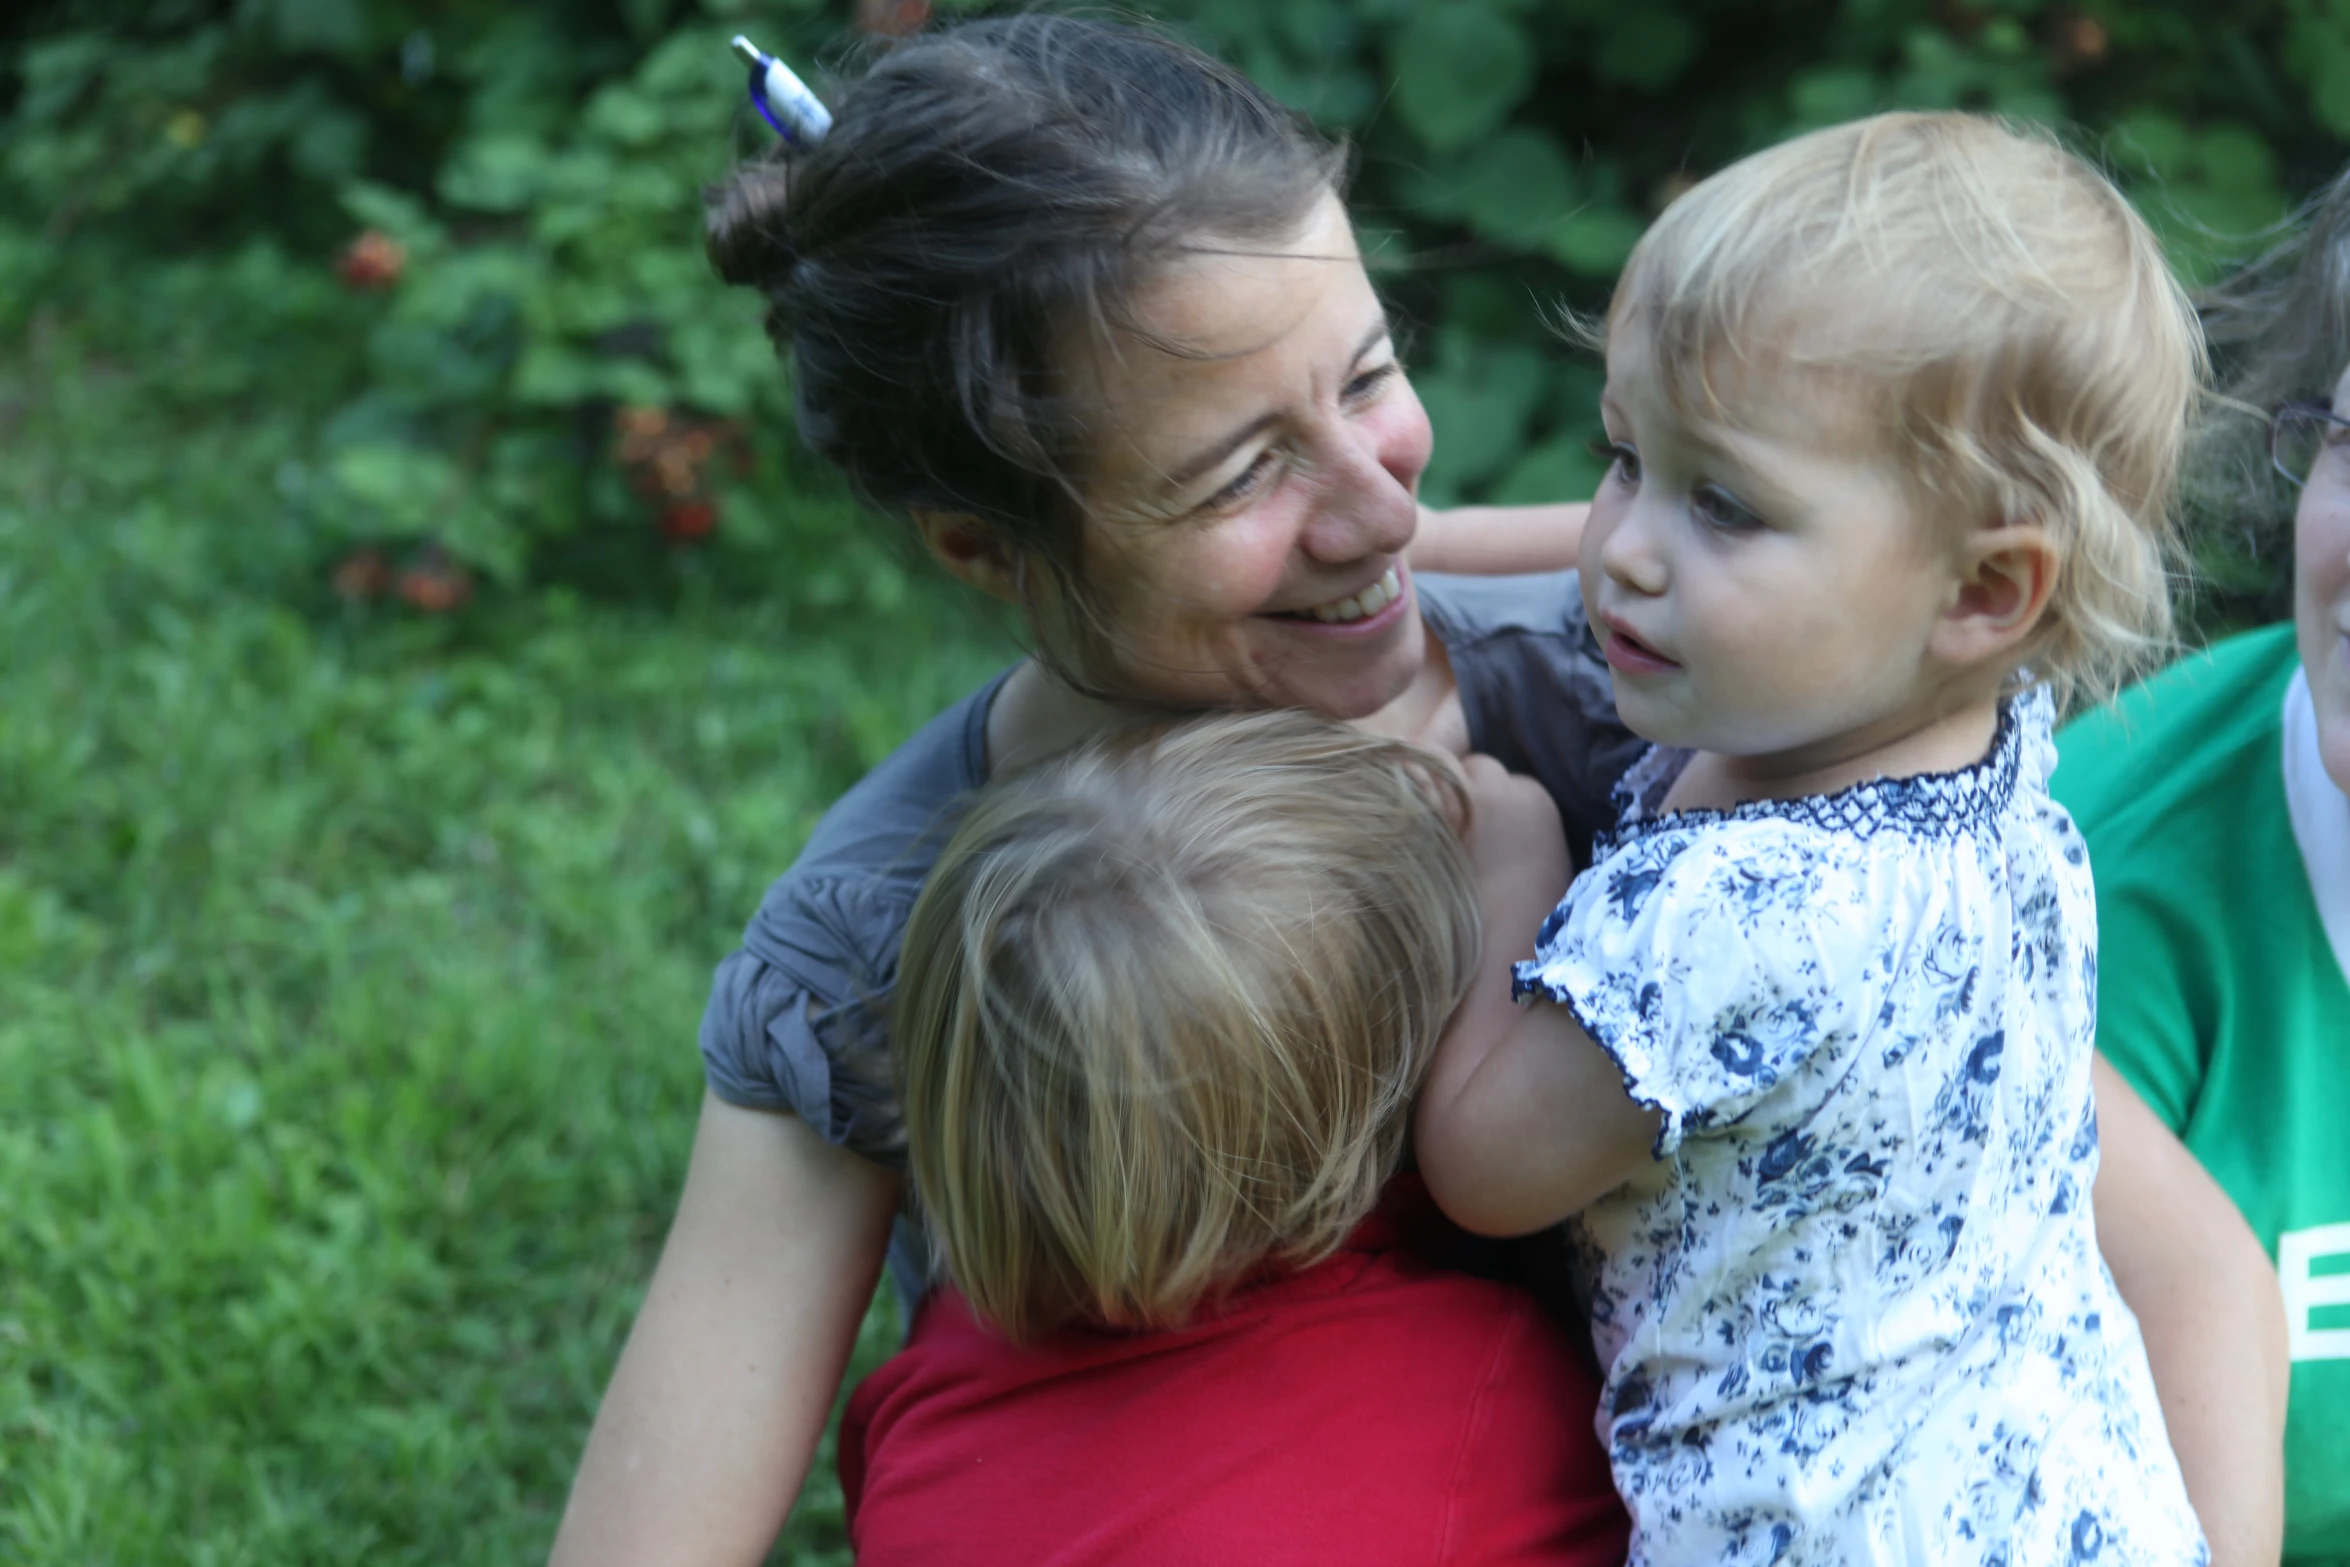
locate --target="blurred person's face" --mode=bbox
[2301,366,2350,791]
[1065,190,1436,720]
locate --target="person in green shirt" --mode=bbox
[2059,168,2350,1565]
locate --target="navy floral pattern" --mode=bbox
[1516,691,2207,1567]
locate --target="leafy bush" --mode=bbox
[8,0,2345,617]
[2,0,922,610]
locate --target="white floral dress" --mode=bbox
[1516,691,2207,1567]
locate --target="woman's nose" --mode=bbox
[1299,426,1421,563]
[1299,395,1432,563]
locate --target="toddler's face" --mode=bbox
[1580,327,1965,779]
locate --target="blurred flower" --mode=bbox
[337,231,406,292]
[613,407,747,533]
[2048,9,2110,71]
[659,500,718,544]
[856,0,932,38]
[613,405,670,465]
[396,555,473,613]
[331,547,392,600]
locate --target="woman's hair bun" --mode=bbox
[704,158,798,290]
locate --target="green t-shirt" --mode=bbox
[2056,623,2350,1564]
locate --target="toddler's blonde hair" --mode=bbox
[891,709,1479,1343]
[1608,111,2205,703]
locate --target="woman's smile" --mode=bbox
[1273,564,1408,628]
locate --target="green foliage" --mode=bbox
[1390,3,1536,153]
[1175,0,2343,541]
[6,0,2340,590]
[2288,0,2350,139]
[3,0,853,597]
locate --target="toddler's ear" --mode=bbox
[1932,521,2058,670]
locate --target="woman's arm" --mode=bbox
[1411,501,1589,576]
[548,1092,902,1567]
[2092,1056,2288,1567]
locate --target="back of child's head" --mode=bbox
[891,710,1480,1343]
[1609,111,2205,702]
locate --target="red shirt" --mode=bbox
[842,1178,1628,1567]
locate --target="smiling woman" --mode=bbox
[944,190,1438,723]
[1031,191,1434,720]
[546,17,1633,1567]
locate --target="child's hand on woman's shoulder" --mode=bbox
[1459,753,1575,902]
[1417,754,1660,1236]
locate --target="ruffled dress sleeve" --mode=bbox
[1512,819,1882,1158]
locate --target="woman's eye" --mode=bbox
[1200,449,1281,513]
[1588,437,1642,487]
[1693,484,1763,533]
[1343,361,1398,404]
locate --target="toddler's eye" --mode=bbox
[1588,437,1642,487]
[1692,484,1763,533]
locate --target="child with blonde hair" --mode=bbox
[843,709,1630,1567]
[1416,113,2215,1564]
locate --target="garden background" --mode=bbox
[2,0,2343,1560]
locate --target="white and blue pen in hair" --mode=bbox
[730,35,832,146]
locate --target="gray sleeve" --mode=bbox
[697,872,911,1166]
[1425,570,1647,863]
[693,673,1000,1167]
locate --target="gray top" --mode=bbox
[697,570,1637,1294]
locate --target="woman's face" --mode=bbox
[2302,367,2350,791]
[1064,190,1435,719]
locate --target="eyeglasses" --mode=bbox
[2270,399,2350,488]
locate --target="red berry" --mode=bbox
[855,0,932,36]
[612,405,668,465]
[396,561,473,613]
[332,547,392,599]
[337,231,407,291]
[659,500,718,544]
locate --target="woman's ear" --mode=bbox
[1931,521,2060,670]
[913,509,1024,604]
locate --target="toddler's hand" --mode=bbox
[1459,754,1574,899]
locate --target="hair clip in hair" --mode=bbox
[730,34,832,146]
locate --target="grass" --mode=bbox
[0,247,1014,1564]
